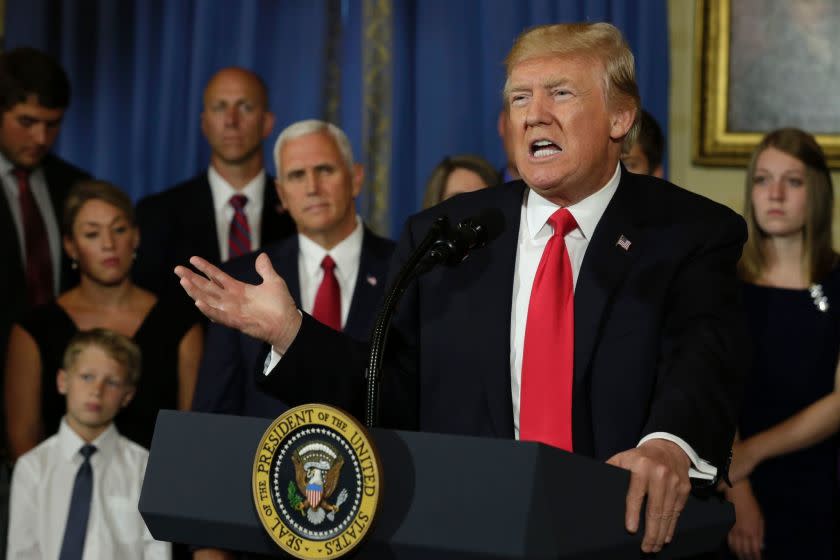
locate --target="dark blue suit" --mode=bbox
[191,228,395,418]
[264,173,749,474]
[133,172,295,302]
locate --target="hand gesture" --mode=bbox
[607,439,692,554]
[175,254,302,351]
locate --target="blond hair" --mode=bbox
[739,128,836,284]
[62,328,142,386]
[503,22,641,146]
[62,180,135,237]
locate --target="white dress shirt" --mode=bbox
[266,166,717,480]
[297,217,364,328]
[207,166,265,262]
[0,151,62,294]
[7,419,171,560]
[510,164,715,480]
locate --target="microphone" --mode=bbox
[364,207,505,427]
[421,208,505,269]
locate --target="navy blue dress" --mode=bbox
[738,269,840,558]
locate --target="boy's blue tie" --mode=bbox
[58,444,97,560]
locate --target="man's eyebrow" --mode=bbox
[541,77,571,89]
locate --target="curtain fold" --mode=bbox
[6,0,669,237]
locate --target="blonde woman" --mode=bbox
[726,128,840,559]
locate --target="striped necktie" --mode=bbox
[228,194,251,259]
[12,167,54,305]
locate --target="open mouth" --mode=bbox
[530,139,562,158]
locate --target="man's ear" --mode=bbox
[262,111,276,140]
[351,164,365,198]
[199,111,208,138]
[57,369,69,395]
[610,106,636,141]
[120,387,136,409]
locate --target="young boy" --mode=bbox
[6,328,170,559]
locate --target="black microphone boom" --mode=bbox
[364,208,505,427]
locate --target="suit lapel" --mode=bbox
[477,183,527,439]
[0,185,24,286]
[345,229,386,340]
[191,175,221,263]
[272,235,301,304]
[572,174,644,454]
[259,175,294,244]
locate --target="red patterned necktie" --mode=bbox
[12,167,54,306]
[519,208,578,451]
[311,255,341,331]
[228,194,251,259]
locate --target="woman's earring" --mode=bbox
[133,250,138,262]
[71,259,78,270]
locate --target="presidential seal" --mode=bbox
[253,404,381,559]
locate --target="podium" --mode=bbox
[139,410,733,559]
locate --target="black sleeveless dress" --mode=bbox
[736,268,840,558]
[17,298,199,449]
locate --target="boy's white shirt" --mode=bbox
[6,418,171,560]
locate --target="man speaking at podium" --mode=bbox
[177,23,747,555]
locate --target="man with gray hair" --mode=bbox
[191,120,393,560]
[191,119,394,417]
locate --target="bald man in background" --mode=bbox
[134,67,295,301]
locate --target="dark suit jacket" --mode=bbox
[191,228,395,418]
[0,154,89,368]
[263,172,749,473]
[0,154,89,459]
[133,172,295,301]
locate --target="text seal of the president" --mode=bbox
[253,404,381,559]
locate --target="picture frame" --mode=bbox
[693,0,840,167]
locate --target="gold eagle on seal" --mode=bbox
[291,442,348,525]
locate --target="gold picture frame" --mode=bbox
[693,0,840,167]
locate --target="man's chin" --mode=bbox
[12,152,46,169]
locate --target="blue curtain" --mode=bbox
[5,0,668,237]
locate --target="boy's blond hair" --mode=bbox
[62,328,142,386]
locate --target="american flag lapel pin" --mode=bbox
[616,235,632,251]
[366,275,378,286]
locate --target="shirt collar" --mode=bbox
[525,162,621,240]
[57,417,119,463]
[207,165,266,212]
[298,217,364,283]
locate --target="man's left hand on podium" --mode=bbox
[607,439,692,554]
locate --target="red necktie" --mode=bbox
[311,255,341,331]
[520,208,578,451]
[228,194,251,259]
[12,167,54,306]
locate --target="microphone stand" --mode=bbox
[364,217,449,427]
